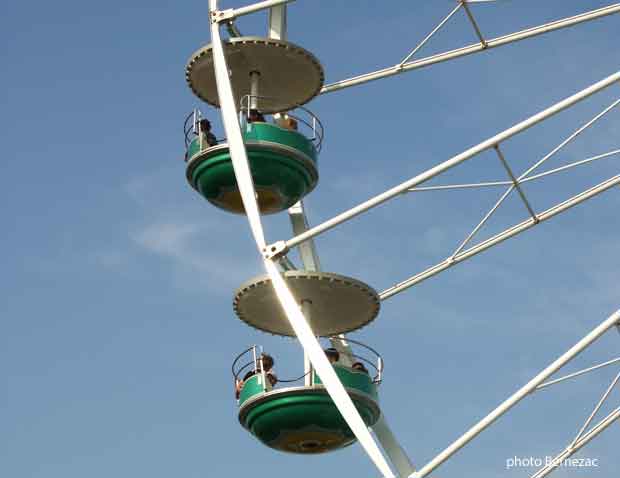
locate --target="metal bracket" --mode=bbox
[213,8,234,22]
[263,240,288,260]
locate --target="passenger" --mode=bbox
[325,347,340,364]
[198,118,217,147]
[248,109,266,123]
[259,353,274,373]
[235,353,276,399]
[352,361,369,374]
[235,377,244,399]
[266,372,278,388]
[274,113,298,131]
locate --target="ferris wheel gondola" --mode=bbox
[180,1,620,477]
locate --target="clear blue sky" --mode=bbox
[1,1,619,477]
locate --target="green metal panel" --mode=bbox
[243,122,317,160]
[186,122,318,214]
[313,365,378,399]
[239,388,380,454]
[238,374,265,407]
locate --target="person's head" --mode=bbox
[259,353,274,371]
[198,119,211,132]
[325,348,340,364]
[352,361,369,374]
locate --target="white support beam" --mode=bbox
[209,2,393,475]
[271,70,620,256]
[569,370,620,448]
[216,0,295,22]
[288,201,321,272]
[409,310,620,478]
[461,0,487,48]
[536,357,620,390]
[379,174,620,300]
[321,4,620,94]
[288,202,356,366]
[529,406,620,478]
[268,2,287,40]
[373,415,416,478]
[399,3,463,65]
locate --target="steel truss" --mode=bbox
[204,2,620,477]
[407,310,620,478]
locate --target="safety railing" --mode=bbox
[231,338,383,403]
[327,336,384,384]
[183,108,226,161]
[239,94,325,152]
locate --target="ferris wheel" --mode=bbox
[181,1,620,477]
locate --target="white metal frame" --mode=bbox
[320,3,620,94]
[202,2,620,477]
[409,310,620,478]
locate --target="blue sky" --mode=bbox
[1,1,619,477]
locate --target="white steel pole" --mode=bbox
[529,406,620,478]
[410,310,620,478]
[321,4,620,94]
[373,415,416,478]
[276,70,620,254]
[250,71,260,111]
[268,2,287,40]
[301,300,313,387]
[217,0,296,22]
[536,356,620,390]
[379,174,620,300]
[288,201,321,272]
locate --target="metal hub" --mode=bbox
[185,37,324,113]
[233,271,380,336]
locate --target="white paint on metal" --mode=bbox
[373,415,416,478]
[528,406,620,478]
[321,4,620,94]
[380,175,620,300]
[280,70,620,252]
[409,310,620,478]
[209,2,393,475]
[536,356,620,390]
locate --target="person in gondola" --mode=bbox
[198,118,217,148]
[236,353,277,398]
[324,347,340,365]
[352,361,369,375]
[248,108,266,123]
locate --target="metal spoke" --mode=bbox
[407,311,620,478]
[529,406,620,478]
[494,145,538,221]
[570,370,620,448]
[451,184,514,257]
[272,71,620,257]
[321,4,620,94]
[461,1,488,48]
[399,3,463,65]
[448,96,619,259]
[523,149,620,183]
[379,175,620,300]
[536,357,620,390]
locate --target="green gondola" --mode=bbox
[185,120,319,214]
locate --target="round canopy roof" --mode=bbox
[185,37,324,113]
[233,271,380,337]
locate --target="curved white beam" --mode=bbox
[207,2,393,476]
